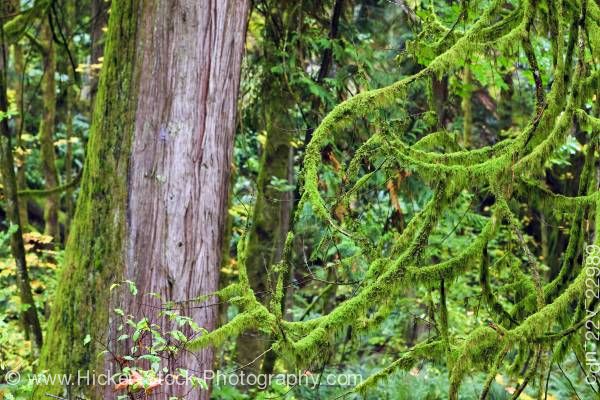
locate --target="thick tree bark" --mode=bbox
[38,1,249,398]
[120,1,250,396]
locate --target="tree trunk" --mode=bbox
[38,1,249,398]
[237,88,294,373]
[431,75,449,129]
[238,0,346,374]
[63,0,78,237]
[0,6,43,353]
[235,1,299,374]
[461,65,473,147]
[39,19,60,240]
[9,0,28,229]
[14,45,28,229]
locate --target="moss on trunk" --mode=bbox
[38,2,249,398]
[37,1,140,397]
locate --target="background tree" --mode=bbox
[38,18,59,240]
[0,2,43,354]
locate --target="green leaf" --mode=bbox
[124,280,138,296]
[190,376,207,389]
[268,176,295,192]
[139,354,161,364]
[97,350,109,359]
[170,329,188,342]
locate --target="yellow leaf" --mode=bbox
[20,133,35,142]
[23,231,53,244]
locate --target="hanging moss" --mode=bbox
[187,0,600,398]
[449,326,505,400]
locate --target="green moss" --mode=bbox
[36,1,140,398]
[449,327,504,400]
[351,340,443,396]
[185,2,598,398]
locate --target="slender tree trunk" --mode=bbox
[239,0,345,374]
[237,88,294,373]
[235,1,300,374]
[63,0,77,236]
[39,19,60,240]
[9,0,32,337]
[462,64,473,147]
[431,75,449,129]
[64,87,74,234]
[498,72,514,131]
[0,9,43,353]
[38,1,249,398]
[13,46,28,228]
[9,0,28,229]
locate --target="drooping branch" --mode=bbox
[187,1,599,398]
